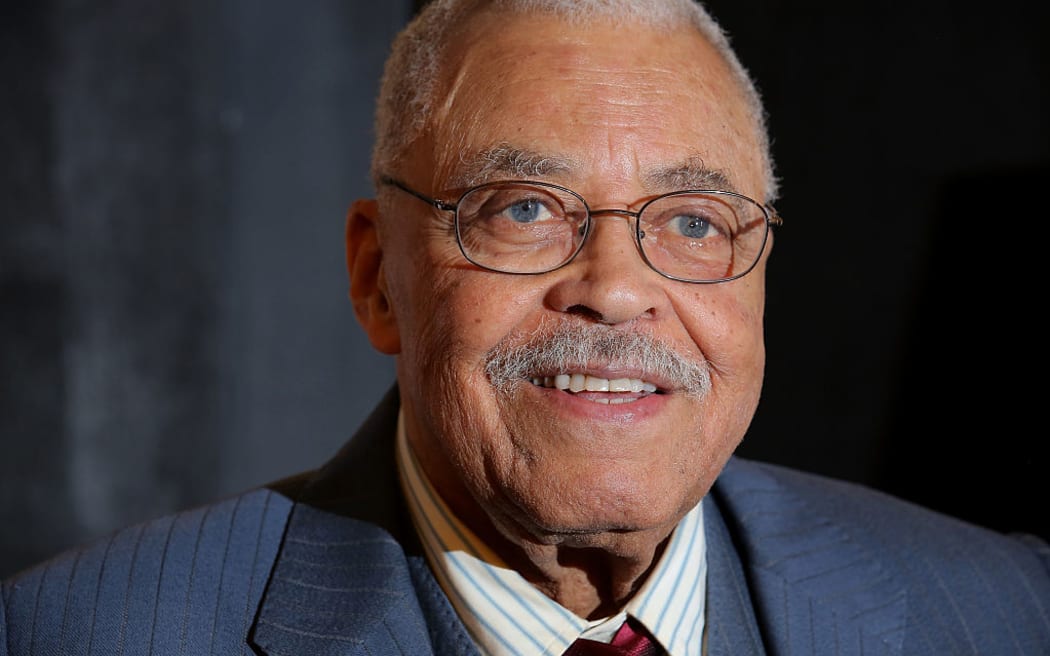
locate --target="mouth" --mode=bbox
[528,373,660,404]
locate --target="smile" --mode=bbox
[528,374,659,404]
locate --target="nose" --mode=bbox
[544,212,668,325]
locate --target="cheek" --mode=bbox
[388,241,542,385]
[675,283,766,470]
[678,281,766,383]
[391,266,551,506]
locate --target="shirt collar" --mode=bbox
[396,408,707,655]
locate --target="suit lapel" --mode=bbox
[249,386,478,655]
[710,458,907,656]
[703,493,769,655]
[249,504,435,655]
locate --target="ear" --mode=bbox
[346,198,401,354]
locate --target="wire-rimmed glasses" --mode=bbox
[380,176,782,283]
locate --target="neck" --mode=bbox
[517,535,672,619]
[471,508,675,619]
[397,416,679,618]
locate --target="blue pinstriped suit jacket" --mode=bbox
[3,387,1049,655]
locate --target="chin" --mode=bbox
[508,474,694,542]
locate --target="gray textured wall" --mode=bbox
[3,0,1047,579]
[1,0,404,576]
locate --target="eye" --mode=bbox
[468,187,565,225]
[644,195,735,243]
[459,183,578,232]
[671,214,714,239]
[503,197,554,224]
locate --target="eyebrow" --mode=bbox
[450,144,577,188]
[644,159,735,193]
[450,145,736,194]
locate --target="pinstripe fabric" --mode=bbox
[248,386,480,656]
[1,488,291,655]
[711,458,1050,655]
[249,505,436,654]
[701,494,767,656]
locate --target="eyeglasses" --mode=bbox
[380,176,783,284]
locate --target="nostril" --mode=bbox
[565,304,606,323]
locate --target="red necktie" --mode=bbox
[562,617,664,656]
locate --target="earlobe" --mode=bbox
[346,198,401,354]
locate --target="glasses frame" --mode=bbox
[379,175,783,284]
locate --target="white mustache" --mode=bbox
[484,325,710,397]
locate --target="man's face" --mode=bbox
[358,13,770,549]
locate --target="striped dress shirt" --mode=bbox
[396,410,708,655]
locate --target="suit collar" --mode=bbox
[709,457,907,656]
[249,503,436,654]
[250,386,478,655]
[702,492,768,655]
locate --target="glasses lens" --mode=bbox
[456,182,588,274]
[638,191,769,282]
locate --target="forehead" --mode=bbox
[420,11,763,197]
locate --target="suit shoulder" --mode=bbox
[1,488,294,655]
[714,458,1050,652]
[721,457,1049,556]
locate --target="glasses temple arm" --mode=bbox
[379,175,457,212]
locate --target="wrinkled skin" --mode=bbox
[347,11,771,618]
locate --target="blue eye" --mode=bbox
[464,186,564,226]
[507,199,546,223]
[672,214,713,238]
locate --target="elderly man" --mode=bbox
[3,1,1048,654]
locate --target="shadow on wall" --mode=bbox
[877,164,1049,542]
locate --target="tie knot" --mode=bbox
[562,617,664,656]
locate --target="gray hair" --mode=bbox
[372,0,779,201]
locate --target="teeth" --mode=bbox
[585,376,608,392]
[529,374,658,394]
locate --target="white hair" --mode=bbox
[372,0,779,201]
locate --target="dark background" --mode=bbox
[2,0,1046,579]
